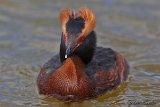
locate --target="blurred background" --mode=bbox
[0,0,160,107]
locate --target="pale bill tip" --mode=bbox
[65,55,67,58]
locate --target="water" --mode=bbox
[0,0,160,107]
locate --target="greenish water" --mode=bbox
[0,0,160,107]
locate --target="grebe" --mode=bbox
[37,7,129,102]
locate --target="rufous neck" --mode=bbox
[63,55,85,69]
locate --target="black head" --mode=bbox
[59,7,96,65]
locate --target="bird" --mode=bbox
[37,7,129,102]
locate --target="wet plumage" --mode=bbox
[37,7,129,102]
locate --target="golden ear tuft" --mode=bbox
[59,7,96,36]
[78,7,96,36]
[59,9,74,34]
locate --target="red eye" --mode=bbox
[80,36,85,41]
[63,34,66,40]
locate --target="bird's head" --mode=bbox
[59,7,96,64]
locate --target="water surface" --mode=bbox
[0,0,160,107]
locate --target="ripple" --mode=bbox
[0,0,160,107]
[134,64,160,72]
